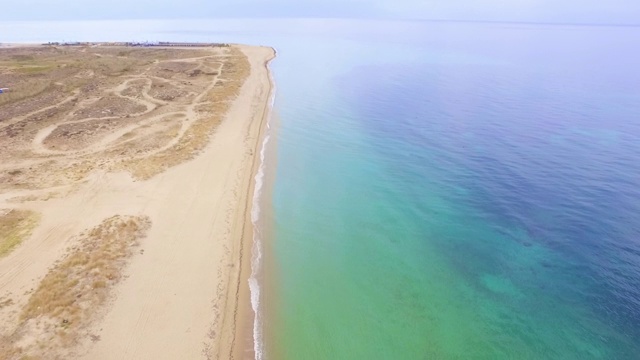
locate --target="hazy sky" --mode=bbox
[4,0,640,24]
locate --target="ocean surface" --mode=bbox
[5,19,640,359]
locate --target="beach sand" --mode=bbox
[0,44,275,359]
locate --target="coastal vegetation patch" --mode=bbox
[118,47,251,179]
[0,209,39,257]
[0,215,151,360]
[0,44,246,191]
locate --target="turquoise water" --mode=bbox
[264,22,640,359]
[6,19,640,359]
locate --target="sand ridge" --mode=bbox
[0,44,275,359]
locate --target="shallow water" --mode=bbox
[265,21,640,360]
[6,19,640,359]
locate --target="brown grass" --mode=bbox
[0,215,151,360]
[0,209,39,257]
[1,46,248,193]
[118,47,251,180]
[0,79,51,106]
[22,215,151,321]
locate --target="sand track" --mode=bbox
[0,89,81,132]
[28,58,225,162]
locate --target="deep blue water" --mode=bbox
[342,31,640,332]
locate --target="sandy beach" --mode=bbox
[0,44,275,359]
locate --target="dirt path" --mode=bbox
[0,89,80,130]
[30,60,225,160]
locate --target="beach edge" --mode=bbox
[220,45,276,360]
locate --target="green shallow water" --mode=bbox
[267,116,615,359]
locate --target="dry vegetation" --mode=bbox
[0,209,39,257]
[0,44,252,359]
[118,47,251,179]
[0,215,151,360]
[0,45,251,190]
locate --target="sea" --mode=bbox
[4,18,640,359]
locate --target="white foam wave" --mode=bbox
[250,53,277,360]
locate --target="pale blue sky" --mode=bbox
[4,0,640,24]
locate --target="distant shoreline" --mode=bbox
[1,41,230,47]
[42,41,232,47]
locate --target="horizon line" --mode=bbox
[0,16,638,28]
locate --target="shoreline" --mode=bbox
[222,46,277,360]
[247,49,278,360]
[253,110,281,360]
